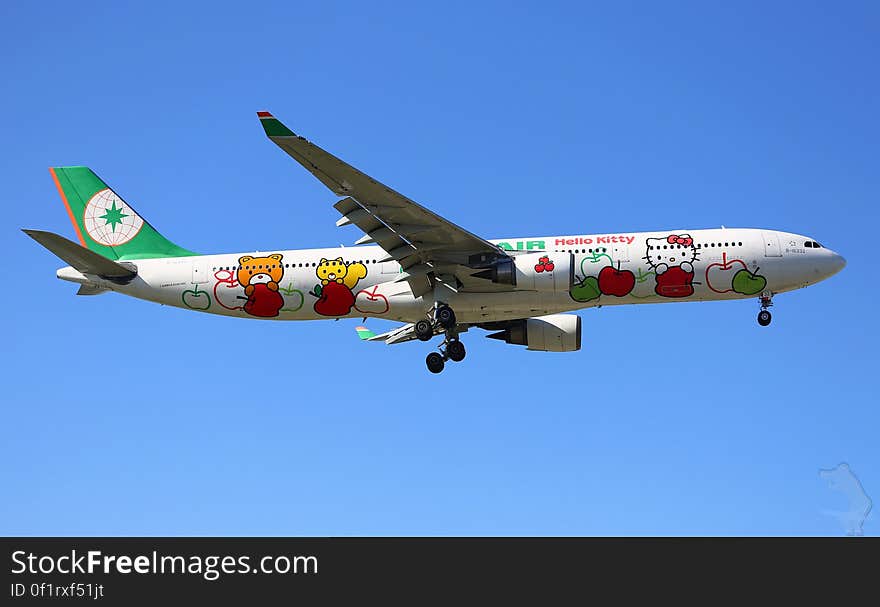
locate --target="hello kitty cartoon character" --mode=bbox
[645,234,698,298]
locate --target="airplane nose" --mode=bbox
[828,252,846,276]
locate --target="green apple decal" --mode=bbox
[279,282,305,312]
[731,269,766,295]
[580,252,612,277]
[182,284,212,310]
[635,268,655,283]
[570,276,601,302]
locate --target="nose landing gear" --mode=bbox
[757,293,773,326]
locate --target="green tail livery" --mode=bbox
[49,166,195,260]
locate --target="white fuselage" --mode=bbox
[56,228,845,324]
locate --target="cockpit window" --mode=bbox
[813,241,822,248]
[805,241,813,248]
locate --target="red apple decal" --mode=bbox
[598,262,635,297]
[354,286,390,315]
[534,256,554,273]
[705,252,748,294]
[213,269,244,310]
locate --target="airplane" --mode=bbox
[25,111,846,374]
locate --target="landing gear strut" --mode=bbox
[757,293,773,327]
[421,304,466,373]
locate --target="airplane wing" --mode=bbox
[355,323,470,345]
[258,112,508,297]
[356,323,419,345]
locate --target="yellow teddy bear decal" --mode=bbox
[312,257,368,316]
[236,253,284,317]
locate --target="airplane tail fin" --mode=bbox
[48,166,196,260]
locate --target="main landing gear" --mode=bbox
[422,304,465,374]
[425,337,467,374]
[415,304,457,341]
[757,293,773,327]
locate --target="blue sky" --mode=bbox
[1,1,877,535]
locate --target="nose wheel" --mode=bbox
[757,293,773,326]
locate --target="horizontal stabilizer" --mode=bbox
[23,229,137,282]
[76,284,109,296]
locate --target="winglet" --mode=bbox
[355,326,377,340]
[257,110,295,137]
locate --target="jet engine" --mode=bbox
[485,314,581,352]
[473,252,574,292]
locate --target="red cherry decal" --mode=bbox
[535,264,545,273]
[545,263,555,272]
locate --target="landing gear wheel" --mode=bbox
[415,319,433,341]
[436,305,456,329]
[426,352,445,374]
[757,310,772,326]
[446,340,466,362]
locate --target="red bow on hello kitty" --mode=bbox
[667,234,692,247]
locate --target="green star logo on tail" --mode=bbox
[82,188,144,246]
[98,200,128,232]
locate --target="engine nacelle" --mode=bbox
[513,252,573,292]
[473,253,573,292]
[487,314,581,352]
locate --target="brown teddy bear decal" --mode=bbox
[237,254,285,317]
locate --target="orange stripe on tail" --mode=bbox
[49,167,87,247]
